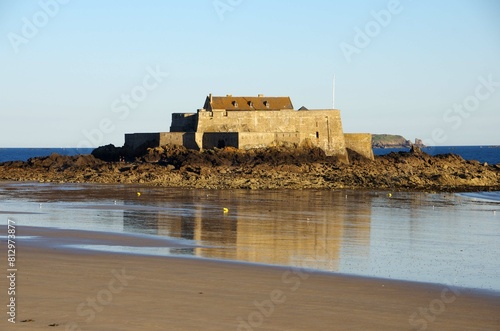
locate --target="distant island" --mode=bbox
[372,134,425,149]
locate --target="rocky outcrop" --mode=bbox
[0,146,498,192]
[414,138,425,147]
[91,144,124,162]
[372,134,425,148]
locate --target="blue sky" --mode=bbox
[1,0,499,147]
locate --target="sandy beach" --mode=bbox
[1,226,499,331]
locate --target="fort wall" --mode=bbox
[240,132,302,150]
[202,132,303,150]
[196,109,348,159]
[124,133,161,151]
[170,113,197,132]
[125,132,202,152]
[124,95,372,163]
[344,133,374,160]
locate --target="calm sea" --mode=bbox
[0,148,94,163]
[1,184,499,291]
[373,145,500,165]
[0,146,499,164]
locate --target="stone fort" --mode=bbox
[125,94,374,162]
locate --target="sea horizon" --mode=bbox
[1,145,499,164]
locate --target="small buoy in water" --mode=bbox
[494,211,497,216]
[137,192,141,197]
[388,193,392,198]
[223,208,229,213]
[39,203,42,208]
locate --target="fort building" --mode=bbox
[124,94,374,162]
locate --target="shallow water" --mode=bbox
[1,182,499,291]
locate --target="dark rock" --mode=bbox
[74,155,102,168]
[92,144,123,162]
[347,148,373,163]
[1,143,499,192]
[410,145,423,154]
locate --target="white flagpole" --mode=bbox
[332,74,336,109]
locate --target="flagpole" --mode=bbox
[332,74,336,109]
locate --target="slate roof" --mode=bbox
[204,95,294,111]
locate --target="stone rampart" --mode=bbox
[344,133,374,160]
[196,109,347,159]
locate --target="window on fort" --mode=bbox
[232,101,238,107]
[264,101,269,108]
[316,132,319,139]
[248,101,253,107]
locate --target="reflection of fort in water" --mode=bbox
[123,190,372,270]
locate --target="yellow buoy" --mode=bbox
[388,193,392,198]
[223,208,229,213]
[137,192,141,197]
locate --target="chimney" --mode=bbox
[258,94,264,97]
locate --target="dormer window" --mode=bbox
[232,101,238,107]
[263,101,269,108]
[248,101,254,107]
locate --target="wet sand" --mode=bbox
[2,227,499,330]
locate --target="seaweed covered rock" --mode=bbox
[0,145,499,191]
[91,144,124,162]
